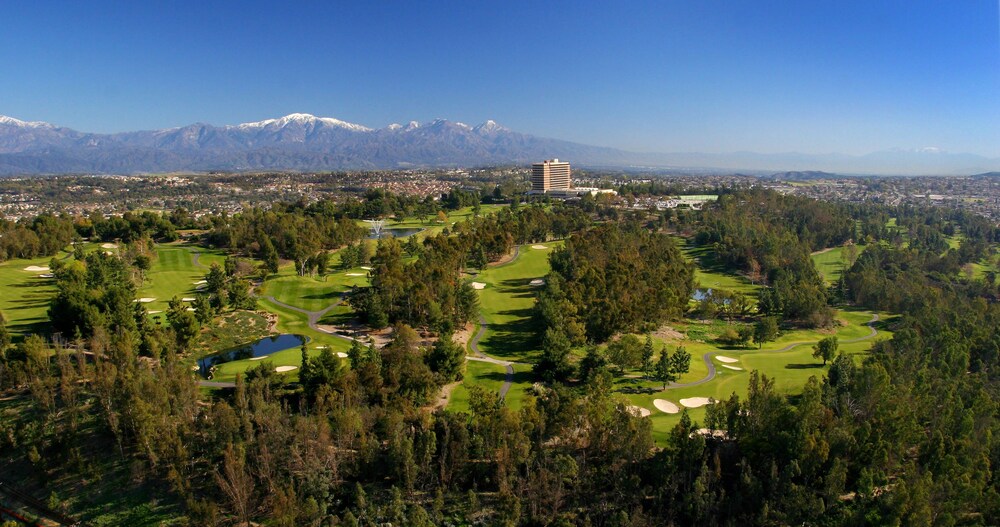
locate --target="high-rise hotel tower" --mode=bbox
[531,159,571,192]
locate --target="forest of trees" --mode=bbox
[1,186,1000,525]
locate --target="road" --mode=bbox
[665,313,881,390]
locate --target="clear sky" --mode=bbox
[2,1,999,156]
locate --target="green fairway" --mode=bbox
[673,236,759,295]
[260,258,369,313]
[0,253,66,335]
[137,243,230,314]
[475,242,562,362]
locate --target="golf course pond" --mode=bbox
[366,227,423,239]
[198,334,308,377]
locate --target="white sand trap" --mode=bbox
[336,352,348,358]
[627,405,652,417]
[653,399,680,414]
[148,310,162,314]
[194,280,207,285]
[38,273,54,278]
[275,366,298,373]
[721,364,743,371]
[181,297,196,302]
[186,307,196,312]
[23,266,49,272]
[100,243,118,249]
[316,345,328,349]
[104,251,114,255]
[715,355,739,363]
[471,282,486,290]
[360,266,372,270]
[195,284,207,290]
[249,356,270,361]
[346,273,365,276]
[680,397,715,408]
[531,244,549,250]
[529,279,545,286]
[136,297,156,303]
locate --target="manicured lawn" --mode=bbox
[260,259,368,313]
[0,252,67,336]
[206,298,353,384]
[618,309,892,444]
[137,243,230,314]
[474,241,562,361]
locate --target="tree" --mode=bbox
[754,316,779,349]
[671,345,691,379]
[427,333,464,382]
[654,347,674,389]
[0,311,9,352]
[737,325,754,348]
[812,336,838,365]
[167,296,199,347]
[606,334,642,375]
[214,443,254,527]
[641,334,655,377]
[205,263,227,294]
[436,210,448,224]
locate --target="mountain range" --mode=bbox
[1,113,998,176]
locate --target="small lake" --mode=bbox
[198,334,308,377]
[366,227,424,240]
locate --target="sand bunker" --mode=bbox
[336,352,349,358]
[100,243,118,249]
[346,273,365,276]
[194,280,207,285]
[186,307,196,312]
[471,282,486,290]
[653,399,680,414]
[529,279,545,286]
[680,397,715,408]
[148,310,162,314]
[275,366,298,373]
[531,245,549,250]
[195,284,207,290]
[136,298,156,303]
[181,297,196,302]
[316,345,328,349]
[23,266,49,272]
[249,356,269,361]
[721,364,743,371]
[627,405,652,417]
[715,355,739,363]
[38,273,54,278]
[360,266,372,270]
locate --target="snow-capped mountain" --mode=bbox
[2,112,1000,175]
[0,113,632,174]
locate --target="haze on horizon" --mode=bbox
[2,0,999,159]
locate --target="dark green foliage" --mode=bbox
[544,222,695,342]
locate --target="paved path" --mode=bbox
[190,249,207,269]
[464,244,524,400]
[261,294,356,342]
[468,316,516,399]
[664,313,881,390]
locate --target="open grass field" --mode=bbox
[474,242,561,362]
[0,252,66,336]
[259,258,369,313]
[673,236,758,295]
[137,243,229,314]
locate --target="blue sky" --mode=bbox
[2,1,999,156]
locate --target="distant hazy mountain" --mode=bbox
[1,113,998,175]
